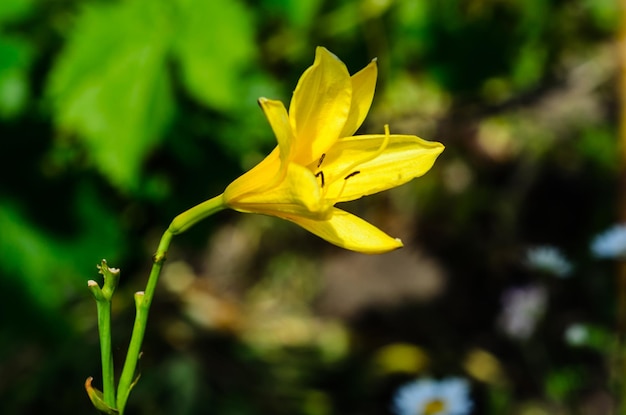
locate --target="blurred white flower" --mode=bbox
[564,323,588,346]
[392,377,472,415]
[498,285,547,340]
[525,245,572,277]
[591,224,626,259]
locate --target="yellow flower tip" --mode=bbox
[316,45,339,60]
[358,237,403,255]
[357,236,404,255]
[378,238,404,254]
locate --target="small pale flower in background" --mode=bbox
[525,245,572,277]
[392,377,472,415]
[564,323,588,347]
[563,323,611,351]
[498,285,547,340]
[590,224,626,259]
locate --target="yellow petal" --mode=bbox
[281,208,403,254]
[223,147,282,204]
[225,162,329,219]
[339,59,377,138]
[320,134,444,202]
[258,98,293,163]
[289,46,352,165]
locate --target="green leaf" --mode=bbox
[0,36,32,118]
[511,43,547,89]
[261,0,323,28]
[172,0,255,110]
[47,0,174,191]
[583,0,618,31]
[0,0,35,24]
[0,188,125,311]
[0,203,88,310]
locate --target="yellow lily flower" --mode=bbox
[222,47,444,254]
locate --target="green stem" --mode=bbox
[168,194,228,235]
[116,194,226,414]
[115,232,171,413]
[96,299,116,408]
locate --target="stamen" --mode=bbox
[333,124,391,183]
[320,125,390,202]
[317,153,326,168]
[334,171,361,196]
[315,171,325,188]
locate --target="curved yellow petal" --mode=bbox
[258,98,294,163]
[223,147,282,204]
[320,134,444,202]
[289,46,352,165]
[282,208,403,254]
[225,162,329,219]
[339,59,377,138]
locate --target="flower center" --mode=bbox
[422,398,446,415]
[312,124,391,202]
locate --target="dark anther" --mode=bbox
[317,153,326,168]
[315,171,325,188]
[344,171,361,180]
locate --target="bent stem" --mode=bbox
[115,194,226,414]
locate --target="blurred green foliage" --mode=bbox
[0,0,35,118]
[47,0,261,190]
[0,0,623,413]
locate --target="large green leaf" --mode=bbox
[172,0,255,110]
[47,0,174,191]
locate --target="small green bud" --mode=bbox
[87,280,105,302]
[97,259,120,300]
[134,291,145,308]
